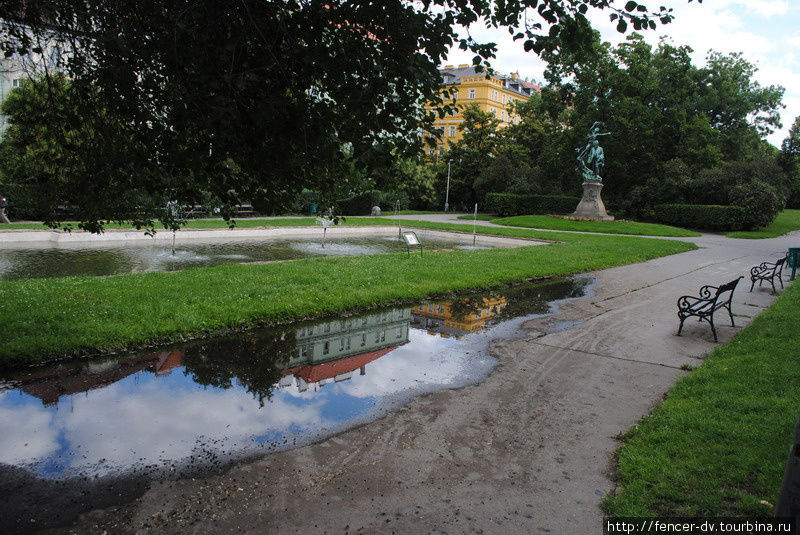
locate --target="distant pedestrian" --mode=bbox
[0,194,9,224]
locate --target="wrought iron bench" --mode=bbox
[750,256,787,293]
[677,276,743,342]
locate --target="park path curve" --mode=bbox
[67,221,797,535]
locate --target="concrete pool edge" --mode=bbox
[0,226,550,248]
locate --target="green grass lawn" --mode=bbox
[489,215,700,237]
[456,214,496,221]
[605,281,800,517]
[726,209,800,239]
[0,221,695,366]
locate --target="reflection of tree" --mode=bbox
[182,329,296,407]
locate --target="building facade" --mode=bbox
[426,65,540,155]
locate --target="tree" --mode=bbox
[0,0,686,230]
[780,116,800,207]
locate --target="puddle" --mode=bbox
[0,277,592,531]
[0,236,510,280]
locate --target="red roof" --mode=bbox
[283,346,398,383]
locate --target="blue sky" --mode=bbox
[445,0,799,147]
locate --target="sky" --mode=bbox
[444,0,800,147]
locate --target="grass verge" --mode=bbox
[456,214,495,221]
[726,209,800,239]
[0,221,695,366]
[491,215,700,237]
[604,281,800,517]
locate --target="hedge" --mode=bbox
[337,190,410,215]
[486,193,581,217]
[652,204,749,231]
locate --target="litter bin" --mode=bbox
[309,203,318,215]
[788,248,800,281]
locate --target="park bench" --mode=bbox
[750,256,787,293]
[677,276,742,342]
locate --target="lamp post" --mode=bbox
[444,159,452,212]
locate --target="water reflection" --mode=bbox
[0,277,590,483]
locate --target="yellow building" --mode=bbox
[426,65,540,155]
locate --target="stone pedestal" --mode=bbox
[571,181,614,220]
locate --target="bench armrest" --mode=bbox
[698,285,718,299]
[677,295,710,311]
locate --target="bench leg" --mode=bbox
[727,305,735,327]
[677,315,686,336]
[709,319,718,343]
[780,275,784,289]
[750,278,756,292]
[771,278,777,293]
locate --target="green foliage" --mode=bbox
[652,204,749,231]
[605,283,800,517]
[486,193,580,217]
[336,190,410,215]
[0,1,678,231]
[0,220,695,364]
[780,116,800,208]
[729,181,783,230]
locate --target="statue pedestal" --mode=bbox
[571,181,614,220]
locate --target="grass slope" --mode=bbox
[726,209,800,239]
[0,222,695,366]
[491,215,700,237]
[605,281,800,517]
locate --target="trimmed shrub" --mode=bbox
[486,193,580,217]
[652,204,748,231]
[337,190,410,215]
[729,180,783,230]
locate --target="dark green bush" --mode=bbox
[729,180,783,230]
[486,193,580,217]
[652,204,748,231]
[337,190,410,215]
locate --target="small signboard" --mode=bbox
[402,231,422,256]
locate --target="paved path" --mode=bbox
[67,223,796,535]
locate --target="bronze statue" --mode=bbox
[576,121,610,182]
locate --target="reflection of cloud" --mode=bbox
[337,330,491,398]
[60,380,330,473]
[0,327,494,478]
[0,393,59,465]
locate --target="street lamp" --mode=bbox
[444,159,452,212]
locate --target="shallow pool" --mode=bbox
[0,235,503,280]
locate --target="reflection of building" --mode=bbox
[279,309,411,393]
[411,296,508,339]
[3,308,414,404]
[8,351,184,407]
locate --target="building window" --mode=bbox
[467,88,476,99]
[324,323,331,333]
[323,341,330,355]
[299,345,311,358]
[12,78,21,88]
[361,333,367,346]
[396,327,403,339]
[502,94,506,104]
[449,126,456,137]
[491,90,498,101]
